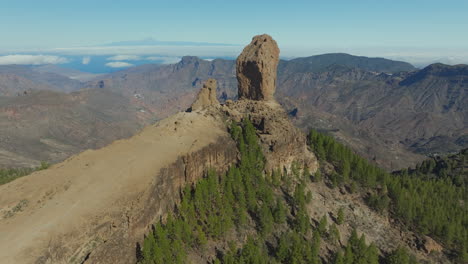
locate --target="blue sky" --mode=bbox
[1,0,467,68]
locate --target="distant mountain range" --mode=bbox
[0,53,466,169]
[0,65,84,94]
[0,89,154,167]
[279,53,416,73]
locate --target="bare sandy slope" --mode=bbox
[0,110,227,263]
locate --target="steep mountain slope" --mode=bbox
[0,89,154,167]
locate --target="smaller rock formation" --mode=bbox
[237,34,280,101]
[422,236,443,254]
[189,78,219,111]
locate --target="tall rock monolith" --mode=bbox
[236,34,280,101]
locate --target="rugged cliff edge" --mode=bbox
[0,110,238,263]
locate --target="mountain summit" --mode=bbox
[0,34,316,263]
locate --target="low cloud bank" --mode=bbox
[107,55,141,61]
[105,61,134,68]
[146,56,181,64]
[0,54,68,65]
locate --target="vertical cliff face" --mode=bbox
[85,135,238,263]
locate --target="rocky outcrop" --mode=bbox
[189,78,219,111]
[227,34,316,175]
[421,236,443,254]
[223,100,317,175]
[236,34,280,101]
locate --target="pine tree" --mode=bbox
[311,230,321,264]
[329,223,341,245]
[337,207,345,225]
[334,251,345,264]
[318,215,328,236]
[273,199,287,224]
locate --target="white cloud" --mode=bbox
[105,61,134,68]
[0,54,68,65]
[145,56,181,64]
[82,56,91,65]
[107,55,141,61]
